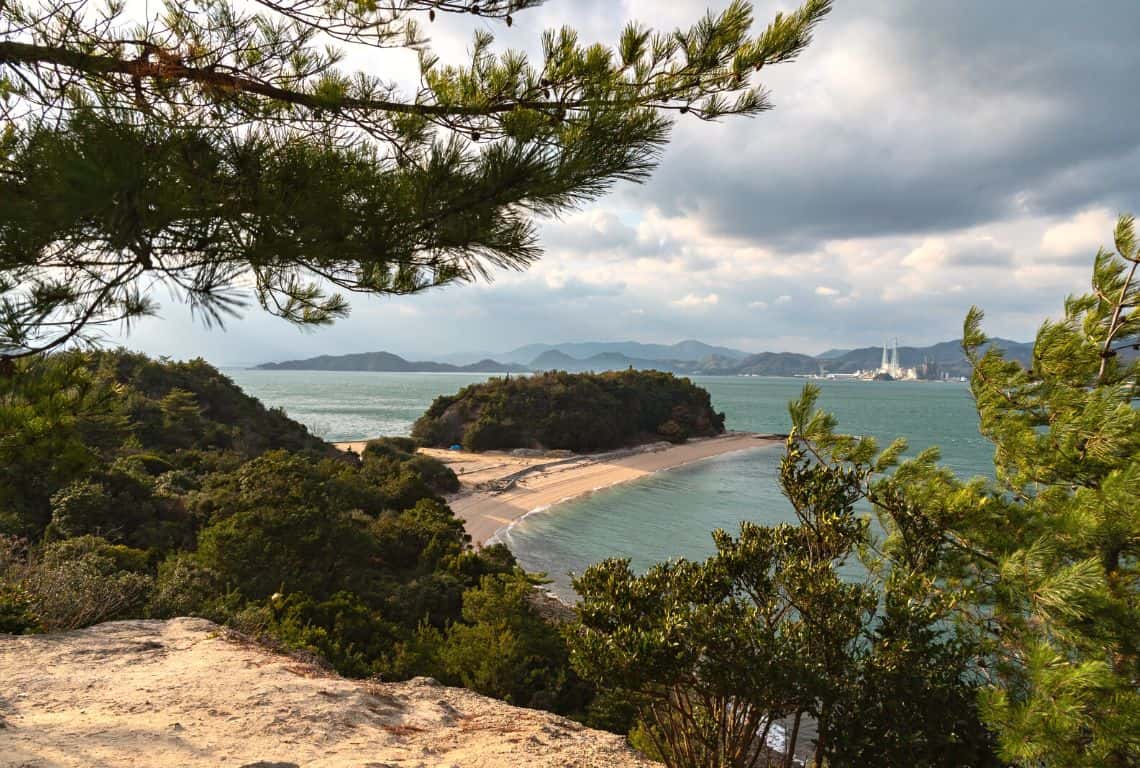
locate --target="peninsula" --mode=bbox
[336,432,781,544]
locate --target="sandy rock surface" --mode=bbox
[0,618,654,768]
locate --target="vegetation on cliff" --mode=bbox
[0,350,592,718]
[412,370,726,453]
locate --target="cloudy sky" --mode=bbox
[120,0,1140,365]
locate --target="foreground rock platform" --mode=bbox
[0,618,653,768]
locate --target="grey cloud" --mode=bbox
[945,242,1015,268]
[626,0,1140,251]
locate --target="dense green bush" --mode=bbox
[266,591,399,678]
[409,571,594,713]
[0,580,39,634]
[0,537,40,634]
[412,369,726,452]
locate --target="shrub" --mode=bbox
[148,553,223,618]
[20,537,153,631]
[196,504,380,602]
[267,591,398,677]
[438,572,588,711]
[0,581,40,634]
[364,436,419,455]
[46,469,191,550]
[0,537,41,633]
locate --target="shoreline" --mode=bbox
[334,432,783,545]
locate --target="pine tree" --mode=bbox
[787,214,1140,767]
[0,0,831,359]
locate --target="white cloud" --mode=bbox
[1041,208,1117,258]
[673,292,720,308]
[814,286,840,297]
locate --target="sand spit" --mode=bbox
[0,618,655,768]
[335,433,781,545]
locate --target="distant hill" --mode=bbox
[732,352,823,377]
[815,348,852,360]
[255,351,529,373]
[529,350,692,373]
[503,339,750,365]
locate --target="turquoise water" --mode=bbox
[227,370,991,600]
[227,370,502,441]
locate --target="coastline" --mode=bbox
[334,432,783,545]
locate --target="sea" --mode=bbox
[227,370,992,603]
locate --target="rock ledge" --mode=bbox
[0,618,653,768]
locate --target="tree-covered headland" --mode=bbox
[412,369,726,452]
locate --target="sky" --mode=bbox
[117,0,1140,365]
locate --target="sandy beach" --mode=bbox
[336,432,782,544]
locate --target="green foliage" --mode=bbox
[571,442,871,768]
[0,0,831,356]
[0,537,39,633]
[427,572,591,712]
[265,591,399,678]
[956,216,1139,767]
[147,552,223,620]
[0,353,120,536]
[0,579,39,633]
[823,587,1001,767]
[413,369,726,452]
[779,215,1140,767]
[0,349,328,543]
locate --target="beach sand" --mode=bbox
[335,433,782,544]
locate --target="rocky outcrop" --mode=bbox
[0,618,654,768]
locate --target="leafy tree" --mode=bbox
[0,353,124,535]
[437,571,589,712]
[0,0,831,357]
[570,441,876,768]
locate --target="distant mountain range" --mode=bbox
[254,351,529,373]
[255,338,1034,378]
[497,339,751,365]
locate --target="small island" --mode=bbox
[411,369,726,453]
